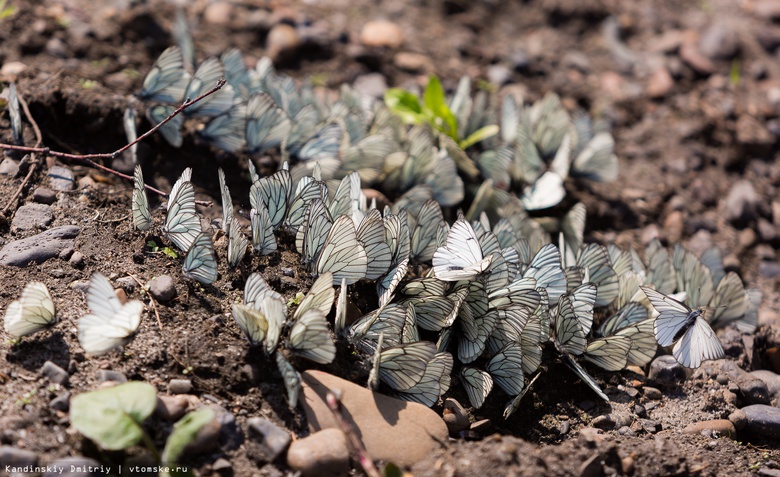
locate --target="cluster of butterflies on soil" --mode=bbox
[1,33,760,417]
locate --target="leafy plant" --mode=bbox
[287,292,304,307]
[384,75,498,149]
[160,408,214,476]
[0,0,17,20]
[147,240,179,259]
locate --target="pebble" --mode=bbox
[443,397,470,434]
[48,165,74,191]
[183,413,221,455]
[353,73,388,99]
[50,391,71,412]
[646,67,674,98]
[44,457,103,476]
[155,395,188,422]
[736,115,774,147]
[750,371,780,401]
[470,419,491,433]
[487,64,512,85]
[578,453,602,477]
[147,275,177,302]
[212,458,232,473]
[0,225,80,267]
[299,370,448,467]
[203,1,233,26]
[266,23,300,62]
[50,268,66,278]
[96,370,126,384]
[736,373,771,405]
[724,180,758,223]
[0,446,38,466]
[742,404,780,439]
[41,361,69,385]
[116,277,136,291]
[679,36,715,75]
[394,51,430,72]
[287,428,350,477]
[68,251,84,268]
[759,262,780,279]
[11,203,54,231]
[169,379,193,394]
[621,456,635,475]
[360,20,404,48]
[618,426,637,437]
[648,356,686,387]
[662,211,684,243]
[591,415,617,431]
[77,176,95,190]
[211,405,243,451]
[698,21,739,60]
[70,279,90,293]
[729,409,748,430]
[0,157,19,175]
[683,419,736,438]
[247,417,291,462]
[1,61,28,77]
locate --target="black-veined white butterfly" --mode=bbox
[577,244,618,307]
[78,273,143,356]
[315,215,368,285]
[218,168,232,234]
[503,371,542,419]
[377,258,409,309]
[357,209,392,280]
[162,168,201,252]
[132,165,152,231]
[487,342,525,396]
[182,57,235,118]
[244,272,283,309]
[372,340,437,391]
[4,282,57,339]
[286,309,336,364]
[461,367,493,409]
[231,303,267,346]
[246,93,291,154]
[293,273,335,322]
[433,216,493,281]
[295,199,332,266]
[350,303,408,354]
[392,352,453,407]
[275,352,302,409]
[522,244,567,303]
[334,278,348,334]
[137,46,190,104]
[147,104,184,148]
[410,200,446,262]
[182,232,218,285]
[250,204,277,255]
[199,104,246,153]
[227,218,248,268]
[641,286,724,369]
[8,83,22,144]
[250,169,291,231]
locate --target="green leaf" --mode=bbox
[160,408,215,475]
[384,88,425,125]
[161,247,179,259]
[459,124,500,150]
[423,76,458,138]
[70,382,158,450]
[382,462,403,477]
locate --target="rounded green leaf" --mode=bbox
[161,408,215,472]
[70,382,158,450]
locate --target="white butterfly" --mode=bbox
[218,168,232,234]
[391,352,453,407]
[372,340,437,391]
[231,303,267,345]
[641,286,724,369]
[227,217,248,268]
[334,278,348,334]
[356,209,392,280]
[461,367,493,409]
[182,232,218,285]
[246,93,291,154]
[295,199,332,266]
[432,216,493,281]
[199,104,246,153]
[377,258,409,309]
[315,215,368,285]
[250,169,291,231]
[244,273,283,309]
[146,104,183,148]
[486,342,525,396]
[8,83,22,144]
[182,57,236,118]
[4,282,57,339]
[137,46,190,104]
[250,204,277,256]
[286,309,336,364]
[293,273,335,322]
[275,352,302,409]
[162,168,201,252]
[78,273,143,356]
[132,165,152,231]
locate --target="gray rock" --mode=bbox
[698,21,739,59]
[44,457,104,476]
[0,446,38,466]
[648,355,686,386]
[11,203,54,231]
[737,374,772,405]
[50,391,71,412]
[70,279,90,293]
[724,180,758,223]
[0,225,80,267]
[0,157,19,175]
[682,419,736,438]
[69,251,84,268]
[97,370,127,383]
[760,262,780,279]
[41,361,69,385]
[116,277,136,291]
[487,64,512,86]
[643,386,663,400]
[155,395,188,422]
[353,73,388,99]
[287,428,349,477]
[49,268,65,278]
[247,417,291,462]
[742,404,780,439]
[148,275,177,302]
[729,409,748,430]
[32,187,57,204]
[639,419,661,434]
[212,458,232,472]
[48,165,74,191]
[169,379,192,394]
[750,370,780,401]
[443,397,470,434]
[210,405,243,451]
[591,415,617,430]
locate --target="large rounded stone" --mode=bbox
[287,429,349,476]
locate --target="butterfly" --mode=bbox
[641,286,724,369]
[162,168,201,252]
[246,93,291,154]
[146,104,184,148]
[183,232,218,285]
[78,273,143,356]
[461,367,493,409]
[432,215,493,281]
[8,82,22,145]
[275,352,302,409]
[4,282,57,339]
[391,352,453,407]
[199,104,246,153]
[227,218,248,268]
[137,46,190,104]
[250,169,292,231]
[315,215,368,285]
[182,57,236,118]
[132,165,152,231]
[250,204,277,256]
[356,209,392,280]
[231,303,267,345]
[286,309,336,364]
[218,168,232,234]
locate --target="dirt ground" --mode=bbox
[1,0,780,475]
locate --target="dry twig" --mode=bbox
[325,390,382,477]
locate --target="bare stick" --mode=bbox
[0,80,226,206]
[325,390,382,477]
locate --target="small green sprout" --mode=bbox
[78,79,98,89]
[0,0,18,20]
[146,240,179,259]
[16,389,37,407]
[287,292,305,307]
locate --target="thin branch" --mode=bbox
[125,272,163,330]
[18,91,42,147]
[325,390,382,477]
[0,80,226,206]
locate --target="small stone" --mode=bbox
[724,180,758,223]
[266,23,300,61]
[634,404,647,417]
[147,275,177,302]
[360,20,404,48]
[169,379,192,394]
[663,211,684,243]
[739,228,757,249]
[97,370,127,383]
[1,61,28,77]
[639,419,661,434]
[750,371,780,401]
[736,115,774,147]
[212,458,232,472]
[247,417,291,462]
[742,405,780,439]
[618,426,637,437]
[737,374,771,405]
[578,453,602,477]
[443,397,470,434]
[591,415,617,431]
[724,390,739,406]
[729,409,748,431]
[116,277,136,291]
[50,391,71,412]
[48,165,74,191]
[0,157,19,175]
[487,64,512,86]
[0,446,38,466]
[0,225,80,267]
[155,395,188,422]
[470,419,491,433]
[758,219,776,241]
[77,176,95,190]
[648,356,686,387]
[760,262,780,279]
[11,203,53,231]
[646,67,674,98]
[698,21,739,60]
[41,361,69,385]
[44,457,103,476]
[353,73,388,99]
[287,428,349,477]
[69,251,84,267]
[70,279,90,293]
[183,414,221,455]
[203,2,233,25]
[394,52,429,72]
[621,456,635,475]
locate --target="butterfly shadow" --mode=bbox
[5,330,71,374]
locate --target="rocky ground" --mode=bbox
[2,0,780,476]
